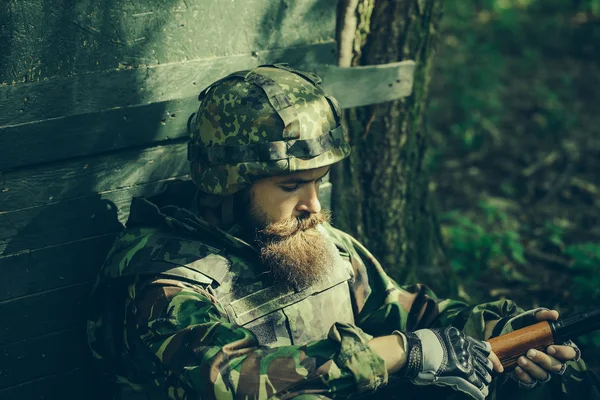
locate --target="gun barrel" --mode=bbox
[550,309,600,343]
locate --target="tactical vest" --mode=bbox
[89,224,356,397]
[127,226,357,347]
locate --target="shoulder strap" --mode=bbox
[101,230,232,288]
[147,238,231,285]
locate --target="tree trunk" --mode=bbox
[332,0,447,287]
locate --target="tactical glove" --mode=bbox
[395,326,494,400]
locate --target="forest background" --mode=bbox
[427,0,600,371]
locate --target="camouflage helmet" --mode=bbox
[187,63,351,195]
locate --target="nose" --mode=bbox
[296,184,321,214]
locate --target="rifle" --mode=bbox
[488,309,600,370]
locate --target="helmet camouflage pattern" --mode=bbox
[187,64,351,195]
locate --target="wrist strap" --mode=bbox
[392,330,408,351]
[393,331,422,379]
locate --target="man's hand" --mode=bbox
[397,326,503,400]
[513,309,581,385]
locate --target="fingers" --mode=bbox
[474,339,503,374]
[547,345,578,361]
[474,362,493,385]
[488,350,504,374]
[526,348,564,372]
[535,309,559,322]
[514,365,536,385]
[517,354,551,382]
[513,345,576,385]
[472,338,491,356]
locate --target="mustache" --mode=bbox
[257,210,331,239]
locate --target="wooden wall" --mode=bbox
[0,1,337,398]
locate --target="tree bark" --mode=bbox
[332,0,447,287]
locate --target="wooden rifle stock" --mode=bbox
[487,309,600,370]
[488,321,554,370]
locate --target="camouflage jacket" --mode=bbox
[87,181,599,400]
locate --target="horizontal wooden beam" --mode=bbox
[0,283,91,346]
[1,0,337,85]
[313,61,416,108]
[0,368,109,400]
[0,99,193,171]
[0,177,188,256]
[0,327,90,389]
[0,235,116,301]
[0,142,188,213]
[0,42,336,128]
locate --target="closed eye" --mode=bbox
[280,184,300,193]
[279,174,326,193]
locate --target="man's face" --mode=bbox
[240,166,336,289]
[249,165,330,228]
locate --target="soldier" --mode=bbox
[87,65,599,400]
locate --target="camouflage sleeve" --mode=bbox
[325,228,600,398]
[331,229,524,340]
[125,278,387,400]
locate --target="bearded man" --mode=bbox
[87,65,599,400]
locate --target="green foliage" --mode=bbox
[584,0,600,15]
[430,0,600,365]
[544,221,566,250]
[441,202,525,284]
[430,0,600,154]
[566,243,600,304]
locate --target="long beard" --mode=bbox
[254,210,337,290]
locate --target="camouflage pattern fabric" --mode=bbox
[188,65,351,195]
[87,181,600,399]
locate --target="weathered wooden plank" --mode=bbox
[0,368,111,400]
[0,98,193,171]
[0,42,337,128]
[314,61,417,109]
[0,283,91,346]
[0,235,116,302]
[0,0,336,84]
[0,178,184,256]
[0,194,124,256]
[0,142,188,212]
[0,327,89,389]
